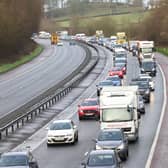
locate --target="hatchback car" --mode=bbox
[139,74,155,91]
[47,119,78,145]
[0,151,39,168]
[81,150,121,168]
[137,95,145,114]
[108,67,124,78]
[94,129,128,161]
[130,80,151,103]
[78,98,100,120]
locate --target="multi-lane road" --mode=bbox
[0,39,86,117]
[0,40,166,167]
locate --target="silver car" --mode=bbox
[0,151,39,168]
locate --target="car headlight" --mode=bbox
[145,90,149,94]
[117,143,125,150]
[66,133,73,137]
[139,102,143,107]
[96,144,103,150]
[47,134,53,137]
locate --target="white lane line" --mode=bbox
[145,63,167,168]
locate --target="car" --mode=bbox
[130,80,151,103]
[106,75,122,86]
[139,74,155,91]
[78,98,100,120]
[137,95,145,114]
[96,80,117,96]
[47,119,78,145]
[108,67,124,78]
[69,40,76,45]
[140,58,157,77]
[81,150,121,168]
[57,41,63,46]
[38,31,51,39]
[0,151,39,168]
[94,129,129,161]
[114,58,127,69]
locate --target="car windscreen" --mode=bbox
[98,131,122,141]
[114,59,126,63]
[98,81,113,86]
[0,155,28,167]
[50,122,72,130]
[81,100,98,106]
[142,61,155,70]
[88,154,115,166]
[106,77,120,81]
[137,81,149,89]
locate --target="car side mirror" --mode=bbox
[81,162,86,168]
[29,161,38,168]
[92,139,97,143]
[138,112,141,119]
[73,125,77,129]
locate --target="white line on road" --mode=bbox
[145,64,167,168]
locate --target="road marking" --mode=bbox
[145,63,167,168]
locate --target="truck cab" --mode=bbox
[98,86,140,142]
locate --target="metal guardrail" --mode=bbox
[0,42,99,140]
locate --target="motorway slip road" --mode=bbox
[150,53,168,168]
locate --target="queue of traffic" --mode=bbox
[74,35,157,167]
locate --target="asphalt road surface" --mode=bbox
[28,47,164,168]
[0,39,86,117]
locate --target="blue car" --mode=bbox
[106,75,122,86]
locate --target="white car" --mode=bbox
[139,74,155,91]
[57,41,63,46]
[47,119,78,146]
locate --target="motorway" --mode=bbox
[10,44,164,168]
[0,39,86,117]
[0,40,164,167]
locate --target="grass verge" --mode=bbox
[0,45,43,73]
[157,47,168,57]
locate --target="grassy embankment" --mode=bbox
[0,45,43,73]
[157,48,168,57]
[56,11,148,34]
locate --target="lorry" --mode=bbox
[98,86,140,141]
[137,41,155,64]
[96,30,104,40]
[51,32,59,45]
[116,32,127,45]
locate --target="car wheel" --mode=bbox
[76,134,78,142]
[120,152,127,161]
[47,143,52,147]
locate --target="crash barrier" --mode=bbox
[0,42,99,140]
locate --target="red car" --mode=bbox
[78,98,100,120]
[108,67,124,78]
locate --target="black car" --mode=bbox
[130,80,151,103]
[94,129,129,161]
[0,151,39,168]
[137,95,145,114]
[81,150,121,168]
[140,59,157,77]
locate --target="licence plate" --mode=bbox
[55,137,64,141]
[85,113,94,116]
